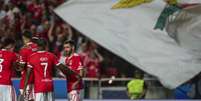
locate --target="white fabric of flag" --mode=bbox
[55,0,201,89]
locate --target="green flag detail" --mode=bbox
[154,5,181,30]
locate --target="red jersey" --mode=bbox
[19,42,38,89]
[0,49,17,85]
[86,60,99,78]
[27,51,59,93]
[65,53,83,92]
[80,52,100,78]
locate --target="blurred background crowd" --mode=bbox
[0,0,137,78]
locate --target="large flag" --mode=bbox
[55,0,201,89]
[166,4,201,51]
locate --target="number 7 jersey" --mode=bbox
[27,51,59,93]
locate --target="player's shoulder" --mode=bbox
[29,52,38,57]
[0,50,16,57]
[71,53,82,61]
[45,51,55,56]
[1,49,13,54]
[73,53,81,57]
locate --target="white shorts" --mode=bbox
[19,84,34,101]
[35,92,54,101]
[0,85,17,101]
[68,90,83,101]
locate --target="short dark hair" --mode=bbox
[1,37,16,48]
[22,30,32,39]
[64,40,76,47]
[36,38,47,49]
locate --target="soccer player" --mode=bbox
[63,40,85,101]
[22,38,80,101]
[18,31,38,101]
[0,37,17,101]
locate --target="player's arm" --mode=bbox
[15,62,26,71]
[21,56,33,96]
[72,65,85,90]
[11,53,24,71]
[12,61,19,71]
[79,67,85,77]
[22,67,32,96]
[56,63,81,78]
